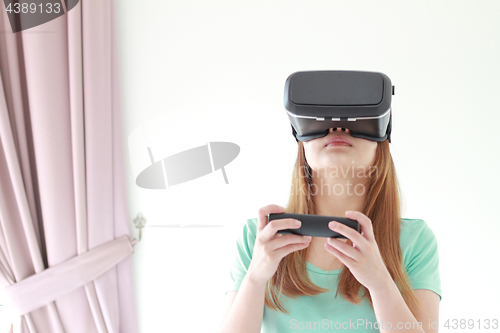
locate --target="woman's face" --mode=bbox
[303,127,378,174]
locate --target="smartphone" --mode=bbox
[268,212,360,238]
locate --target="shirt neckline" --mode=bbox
[306,261,342,275]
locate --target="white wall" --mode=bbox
[116,1,500,332]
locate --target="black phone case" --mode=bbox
[268,213,360,238]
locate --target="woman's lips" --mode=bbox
[326,142,351,147]
[325,135,352,146]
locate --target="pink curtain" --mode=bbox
[0,1,139,332]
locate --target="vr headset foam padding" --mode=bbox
[284,70,394,143]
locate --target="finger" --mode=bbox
[325,241,354,267]
[269,234,312,251]
[274,241,310,259]
[329,221,368,251]
[257,204,285,233]
[326,237,360,261]
[261,218,302,243]
[346,211,375,241]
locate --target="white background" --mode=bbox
[115,1,500,332]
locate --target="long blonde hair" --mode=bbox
[264,139,422,316]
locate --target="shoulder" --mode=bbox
[399,218,440,265]
[234,218,259,253]
[400,218,438,248]
[241,217,258,242]
[399,218,442,299]
[245,217,259,236]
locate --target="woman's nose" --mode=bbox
[329,127,349,132]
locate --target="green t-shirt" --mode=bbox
[226,217,442,333]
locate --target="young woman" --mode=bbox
[219,127,441,333]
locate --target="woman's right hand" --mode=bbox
[247,204,312,286]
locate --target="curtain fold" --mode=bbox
[0,235,133,318]
[0,0,139,332]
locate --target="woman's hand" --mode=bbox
[325,210,393,293]
[247,204,312,286]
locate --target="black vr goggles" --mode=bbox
[284,70,394,143]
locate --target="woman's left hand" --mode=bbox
[325,210,393,293]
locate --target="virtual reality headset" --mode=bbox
[284,70,394,143]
